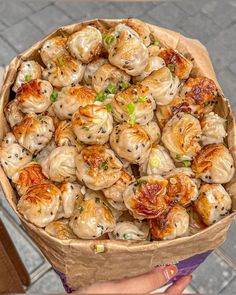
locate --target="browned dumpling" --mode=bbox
[111,84,156,125]
[110,123,152,164]
[17,183,61,227]
[142,121,161,143]
[41,146,78,183]
[53,85,96,120]
[149,205,189,240]
[45,219,77,240]
[84,57,108,85]
[92,63,130,93]
[0,133,32,178]
[4,99,24,128]
[69,190,116,239]
[194,184,232,226]
[13,61,42,92]
[110,221,149,240]
[76,145,122,190]
[159,48,193,80]
[12,162,48,196]
[162,112,202,161]
[192,144,235,184]
[72,104,113,145]
[123,175,169,219]
[36,139,57,164]
[40,36,68,65]
[105,24,149,76]
[16,79,53,114]
[67,26,102,64]
[102,170,134,211]
[126,18,151,46]
[42,53,85,88]
[142,67,180,105]
[13,114,54,154]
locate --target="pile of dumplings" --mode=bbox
[1,19,235,242]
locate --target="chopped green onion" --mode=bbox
[32,157,38,162]
[129,113,136,125]
[157,133,160,141]
[79,207,84,213]
[138,96,146,103]
[119,81,131,91]
[50,91,58,102]
[25,74,31,82]
[106,103,112,112]
[94,244,105,254]
[182,160,191,167]
[98,159,109,170]
[150,157,160,168]
[167,63,175,72]
[95,91,106,102]
[126,102,135,115]
[82,126,89,131]
[37,114,43,120]
[95,197,100,203]
[175,154,181,160]
[136,178,147,185]
[56,57,64,66]
[107,84,116,94]
[136,81,141,85]
[103,34,115,46]
[204,102,210,107]
[123,233,129,240]
[153,40,160,46]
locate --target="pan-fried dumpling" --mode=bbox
[125,18,151,46]
[110,123,152,164]
[149,205,189,240]
[133,56,165,83]
[72,104,113,145]
[45,219,77,240]
[139,145,175,176]
[159,48,193,80]
[67,26,102,64]
[110,221,149,240]
[0,133,32,178]
[84,57,108,85]
[102,170,134,211]
[201,112,227,145]
[142,121,161,143]
[12,162,48,196]
[187,206,206,235]
[76,145,122,190]
[148,43,165,58]
[13,114,54,154]
[17,183,60,227]
[194,184,232,226]
[92,63,130,93]
[105,24,148,76]
[112,84,156,125]
[53,85,96,120]
[16,79,53,114]
[41,146,77,182]
[162,112,202,161]
[13,61,42,92]
[4,99,24,128]
[40,36,68,65]
[142,67,180,105]
[123,175,169,219]
[36,140,56,164]
[42,53,85,88]
[192,144,235,184]
[69,190,116,239]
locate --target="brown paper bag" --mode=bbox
[0,19,236,290]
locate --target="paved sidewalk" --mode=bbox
[0,0,236,293]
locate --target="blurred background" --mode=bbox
[0,0,236,293]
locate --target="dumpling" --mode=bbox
[67,26,102,64]
[36,139,57,164]
[92,63,130,93]
[194,184,232,226]
[201,112,227,145]
[109,221,149,240]
[84,57,108,85]
[13,61,42,92]
[192,144,235,184]
[142,67,180,105]
[159,48,193,80]
[110,123,152,164]
[72,104,113,145]
[164,167,201,188]
[40,36,68,65]
[102,170,134,211]
[125,18,151,46]
[69,190,116,239]
[45,219,77,240]
[13,114,54,154]
[142,120,161,143]
[111,84,156,125]
[52,85,96,120]
[139,145,175,176]
[12,162,48,196]
[17,183,60,227]
[164,169,198,207]
[41,146,77,182]
[16,79,53,114]
[105,24,148,76]
[149,205,189,240]
[123,175,169,219]
[133,56,165,83]
[4,99,24,128]
[0,133,32,178]
[76,145,122,190]
[187,206,206,235]
[148,43,164,58]
[162,112,202,161]
[42,53,85,88]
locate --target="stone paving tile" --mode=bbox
[220,220,236,264]
[220,274,236,294]
[113,1,156,17]
[1,19,44,53]
[84,3,128,20]
[0,21,6,32]
[0,37,17,65]
[217,68,236,103]
[29,4,72,34]
[0,189,21,225]
[175,0,206,16]
[24,0,53,11]
[229,61,236,75]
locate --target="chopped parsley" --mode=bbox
[182,160,191,167]
[95,91,106,102]
[107,84,116,94]
[50,91,58,102]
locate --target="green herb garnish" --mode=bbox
[32,157,38,162]
[175,154,181,160]
[25,74,31,82]
[103,34,115,46]
[129,113,136,125]
[204,102,210,107]
[138,96,146,103]
[98,159,109,170]
[79,207,84,213]
[119,81,131,91]
[153,40,160,46]
[82,126,89,131]
[56,57,64,66]
[136,178,147,185]
[182,160,191,167]
[107,84,116,94]
[167,63,175,72]
[50,91,58,102]
[37,114,43,120]
[95,91,106,102]
[123,233,129,240]
[95,197,100,203]
[106,103,112,112]
[126,102,135,115]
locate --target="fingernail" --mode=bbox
[163,265,177,280]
